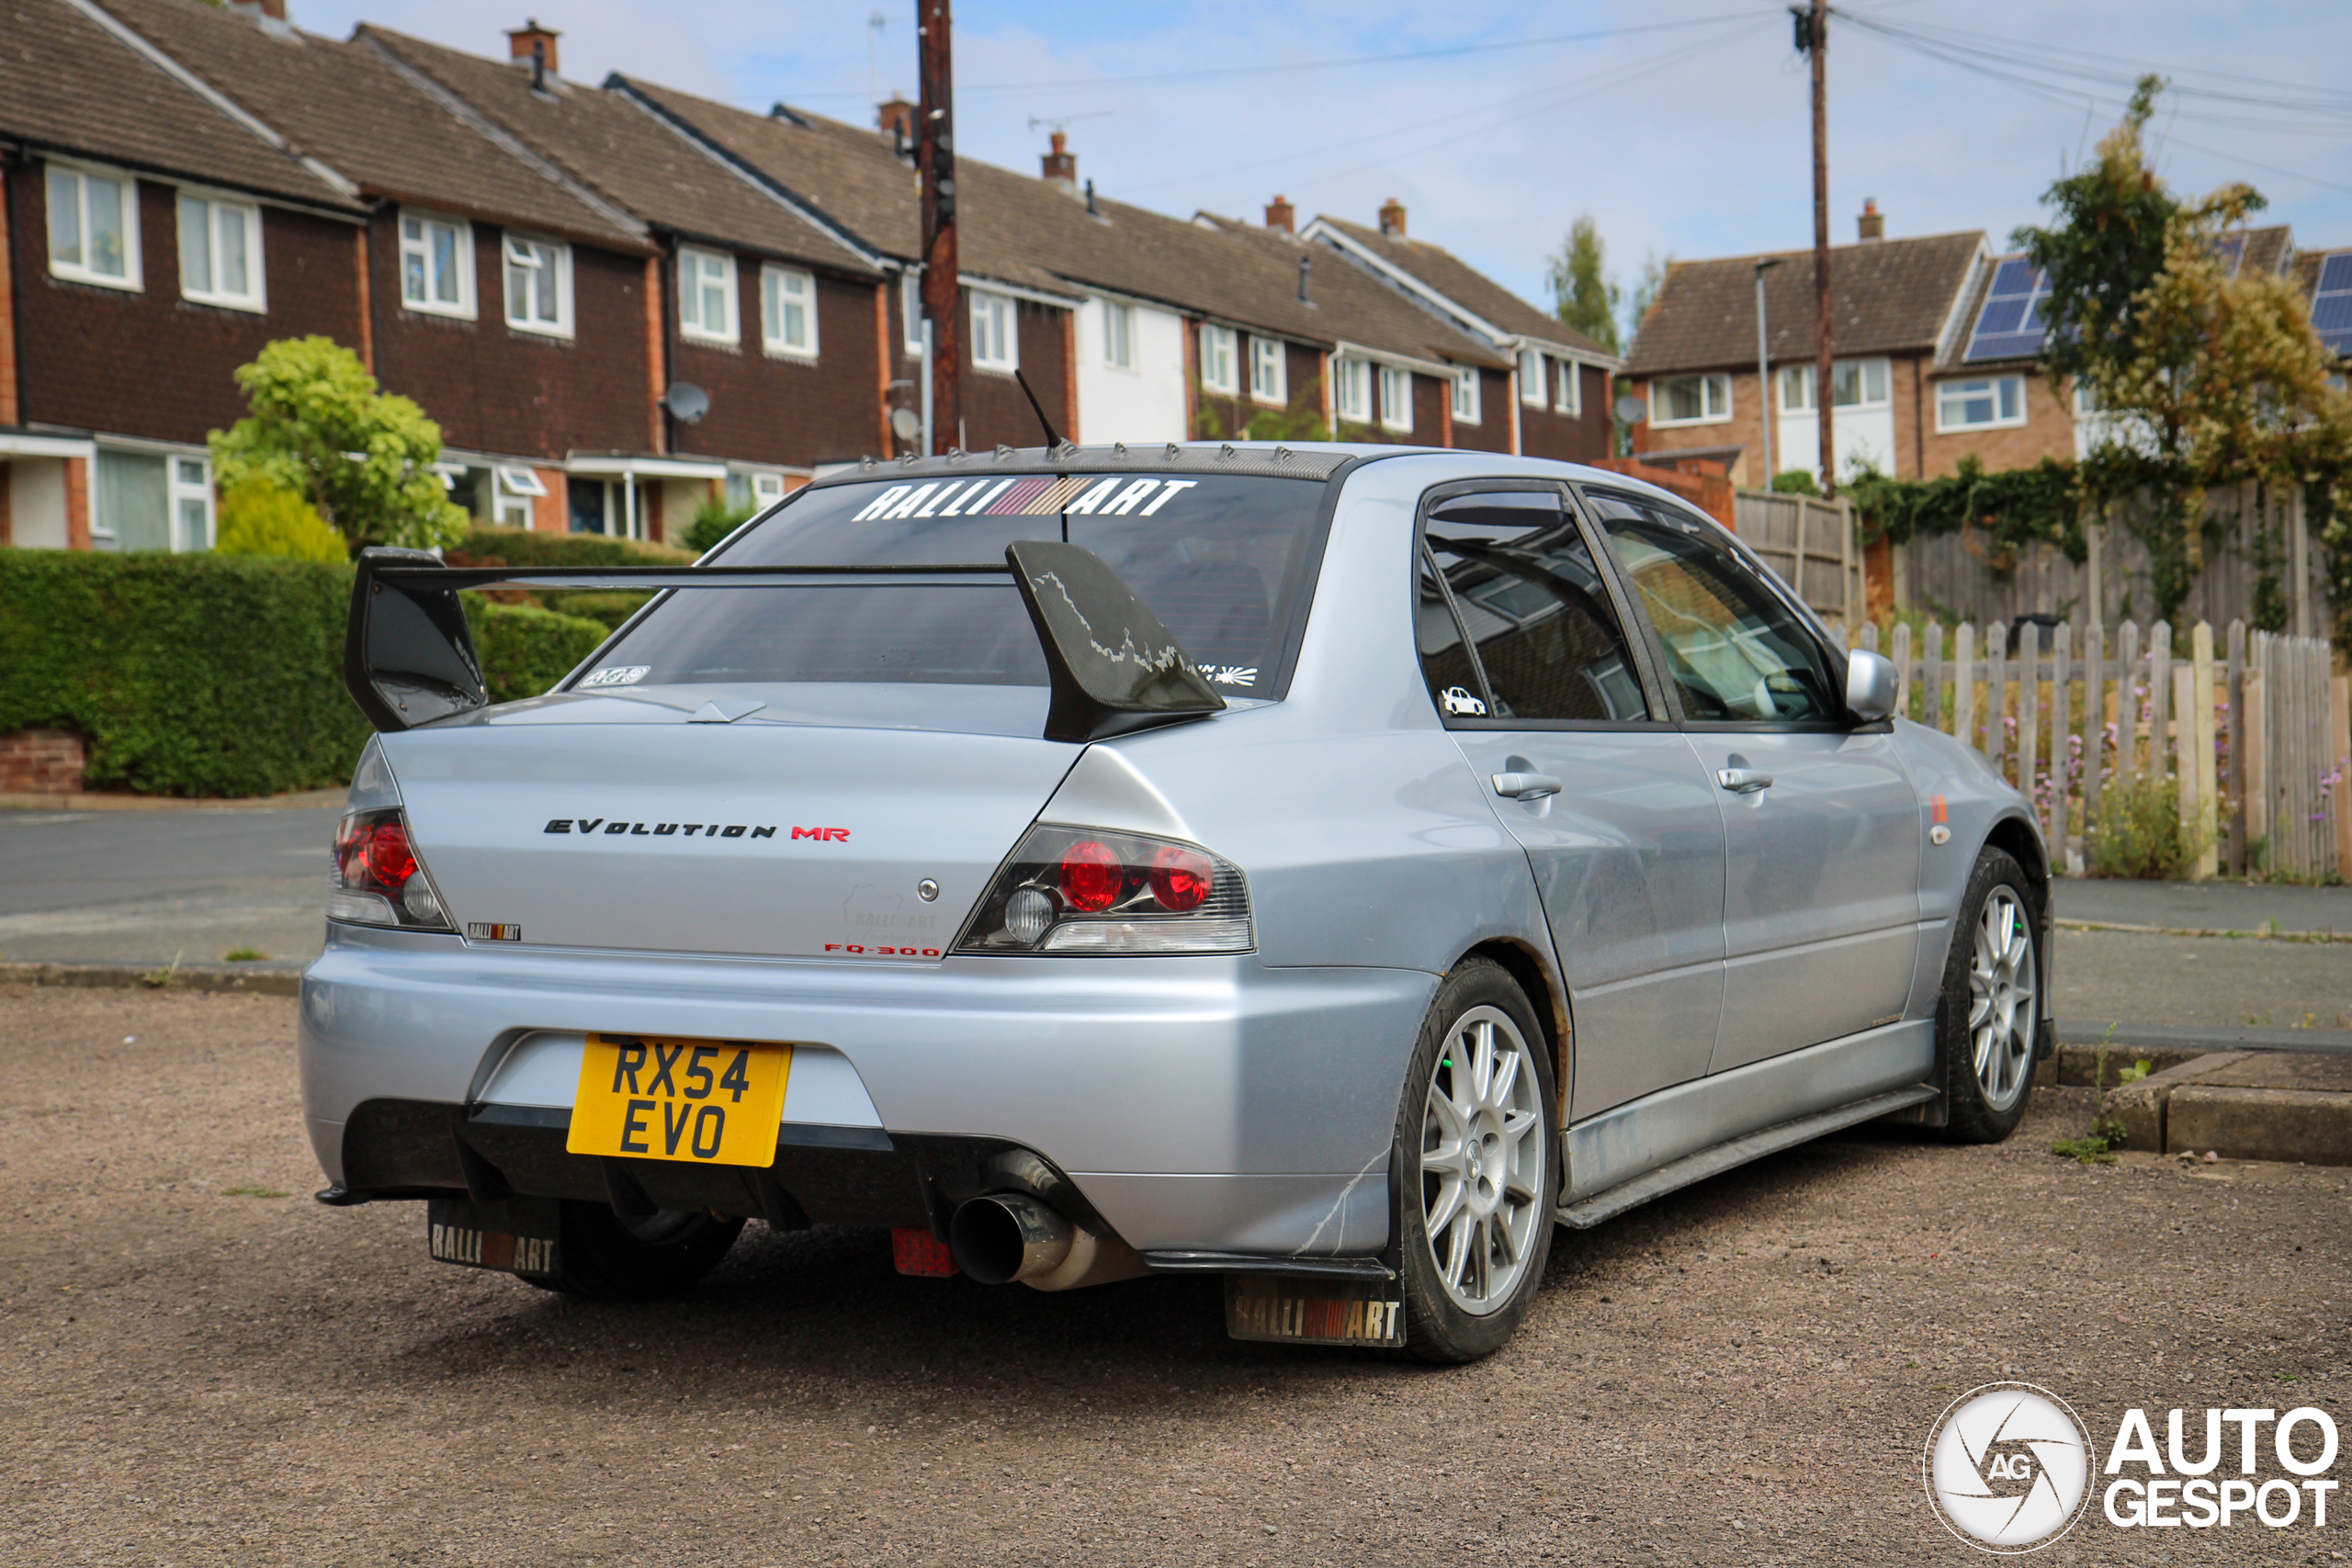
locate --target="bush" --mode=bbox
[464,598,612,705]
[215,479,347,562]
[683,498,758,555]
[0,551,367,797]
[0,553,616,797]
[453,527,692,569]
[2086,768,2211,878]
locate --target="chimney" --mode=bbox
[504,19,560,76]
[1377,197,1407,240]
[226,0,288,24]
[1264,194,1295,234]
[1858,197,1884,243]
[1041,130,1076,190]
[877,96,916,142]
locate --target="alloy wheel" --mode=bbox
[1968,884,2037,1111]
[1419,1005,1546,1314]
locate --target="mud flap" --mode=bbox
[426,1196,562,1278]
[1224,1275,1406,1348]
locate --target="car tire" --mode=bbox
[1392,957,1559,1364]
[1935,847,2043,1145]
[525,1201,745,1301]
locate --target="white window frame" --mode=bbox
[1552,357,1579,416]
[1250,336,1286,405]
[399,208,475,320]
[901,271,923,357]
[46,162,142,291]
[494,465,545,528]
[1935,375,2028,433]
[677,246,739,345]
[1452,366,1481,425]
[502,232,571,338]
[1518,346,1544,407]
[750,471,788,505]
[175,190,263,311]
[762,264,819,360]
[971,291,1018,373]
[169,454,215,552]
[1651,373,1732,427]
[1378,366,1414,434]
[1102,300,1136,371]
[1200,323,1238,396]
[1781,358,1894,413]
[1332,355,1371,423]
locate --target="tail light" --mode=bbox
[954,825,1250,955]
[329,807,452,930]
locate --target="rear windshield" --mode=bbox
[580,472,1329,697]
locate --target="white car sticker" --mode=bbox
[580,666,650,688]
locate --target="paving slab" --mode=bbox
[2099,1049,2352,1164]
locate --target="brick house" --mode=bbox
[358,23,892,534]
[87,0,675,540]
[1,0,368,550]
[1302,205,1619,461]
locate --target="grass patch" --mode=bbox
[222,947,269,963]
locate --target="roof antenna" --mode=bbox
[1012,367,1064,451]
[530,39,548,93]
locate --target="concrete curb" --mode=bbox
[2057,1018,2352,1056]
[0,788,345,813]
[2100,1050,2352,1166]
[0,960,302,996]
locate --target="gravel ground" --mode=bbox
[4,986,2347,1566]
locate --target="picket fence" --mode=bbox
[1841,619,2350,880]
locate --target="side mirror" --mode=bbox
[1844,648,1897,724]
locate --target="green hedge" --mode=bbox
[453,526,692,568]
[0,552,609,798]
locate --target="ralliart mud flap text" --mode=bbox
[425,1197,561,1278]
[1224,1275,1405,1348]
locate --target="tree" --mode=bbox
[209,336,467,552]
[213,478,347,562]
[2015,77,2352,622]
[1622,251,1669,356]
[1545,214,1620,355]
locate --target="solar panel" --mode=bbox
[1963,258,2052,363]
[2314,252,2352,357]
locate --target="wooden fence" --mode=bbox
[1843,619,2349,880]
[1736,489,1860,631]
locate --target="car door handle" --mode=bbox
[1492,772,1563,802]
[1716,768,1773,795]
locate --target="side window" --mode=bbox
[1583,491,1837,724]
[1419,490,1649,724]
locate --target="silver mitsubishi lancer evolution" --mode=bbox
[302,442,2048,1363]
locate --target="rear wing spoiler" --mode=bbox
[345,541,1227,745]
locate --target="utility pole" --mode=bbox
[1754,255,1783,486]
[917,0,959,455]
[1796,0,1833,496]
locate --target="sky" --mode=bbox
[300,0,2352,337]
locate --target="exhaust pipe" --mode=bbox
[948,1193,1148,1292]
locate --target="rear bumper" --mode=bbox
[299,922,1431,1257]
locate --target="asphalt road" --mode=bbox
[3,986,2346,1566]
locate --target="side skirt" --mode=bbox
[1555,1084,1935,1230]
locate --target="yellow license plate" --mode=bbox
[566,1034,792,1168]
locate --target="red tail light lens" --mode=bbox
[1058,840,1125,912]
[331,807,449,930]
[1147,845,1214,911]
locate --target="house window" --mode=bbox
[494,465,546,528]
[1102,300,1135,369]
[399,209,473,318]
[170,456,215,552]
[1200,324,1238,395]
[1937,375,2027,431]
[1378,366,1413,434]
[971,292,1018,372]
[678,247,737,344]
[1332,356,1370,423]
[1250,336,1286,404]
[47,164,141,290]
[176,193,262,310]
[751,471,788,505]
[1781,359,1891,411]
[901,271,923,356]
[1553,358,1579,415]
[1452,367,1481,425]
[503,234,571,337]
[1519,346,1544,406]
[1652,373,1731,425]
[762,265,818,359]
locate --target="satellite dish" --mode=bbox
[662,382,710,423]
[889,407,922,444]
[1612,393,1648,425]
